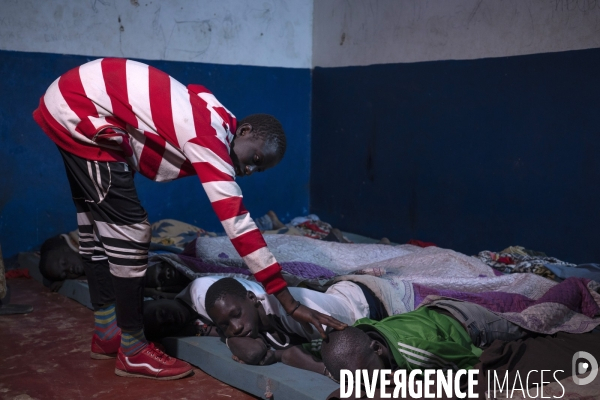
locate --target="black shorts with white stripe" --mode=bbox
[58,146,150,330]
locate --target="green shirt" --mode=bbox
[354,307,482,371]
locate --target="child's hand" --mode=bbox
[258,350,278,365]
[293,304,348,339]
[275,288,348,339]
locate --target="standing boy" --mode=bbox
[33,58,345,380]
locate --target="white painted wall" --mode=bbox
[0,0,313,68]
[313,0,600,67]
[2,0,600,68]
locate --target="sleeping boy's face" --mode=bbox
[208,291,263,339]
[145,263,190,290]
[143,299,193,339]
[44,246,85,281]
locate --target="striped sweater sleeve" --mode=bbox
[181,89,287,294]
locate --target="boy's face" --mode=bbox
[208,291,262,338]
[143,299,193,338]
[230,123,280,177]
[45,247,85,281]
[145,263,190,290]
[144,299,192,328]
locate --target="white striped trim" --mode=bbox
[125,358,163,373]
[197,91,235,148]
[399,355,439,369]
[109,262,147,278]
[201,181,242,204]
[95,220,151,243]
[104,250,148,260]
[125,60,157,133]
[92,245,106,254]
[87,161,104,202]
[102,243,148,254]
[397,342,458,370]
[156,140,187,182]
[85,161,111,203]
[126,125,145,172]
[221,213,257,240]
[170,76,197,147]
[398,349,450,370]
[242,247,277,274]
[76,211,93,225]
[183,142,235,177]
[79,59,112,117]
[43,78,96,146]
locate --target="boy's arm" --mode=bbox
[183,92,346,336]
[226,336,269,365]
[182,137,287,295]
[275,288,347,339]
[274,345,326,375]
[227,338,327,376]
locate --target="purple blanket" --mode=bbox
[416,277,600,334]
[154,253,337,281]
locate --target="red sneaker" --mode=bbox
[115,342,193,380]
[90,332,121,359]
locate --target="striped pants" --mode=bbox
[59,147,150,331]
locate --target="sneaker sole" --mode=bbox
[90,351,117,360]
[114,368,193,380]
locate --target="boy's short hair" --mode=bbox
[321,327,373,381]
[39,235,69,281]
[204,277,248,313]
[238,114,286,161]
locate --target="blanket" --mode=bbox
[194,234,421,271]
[183,236,600,334]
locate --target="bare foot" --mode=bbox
[267,210,285,230]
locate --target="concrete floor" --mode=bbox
[0,277,257,400]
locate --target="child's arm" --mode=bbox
[227,338,327,375]
[227,336,269,365]
[274,345,326,375]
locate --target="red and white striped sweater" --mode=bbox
[33,58,286,294]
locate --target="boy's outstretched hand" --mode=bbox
[275,287,347,339]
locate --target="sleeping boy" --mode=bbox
[204,277,386,345]
[319,301,528,381]
[141,275,384,344]
[203,277,529,379]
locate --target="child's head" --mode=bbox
[143,299,195,341]
[321,327,389,381]
[39,235,85,281]
[230,114,286,177]
[144,262,190,292]
[205,277,263,339]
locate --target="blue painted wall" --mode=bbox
[0,50,311,258]
[311,48,600,264]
